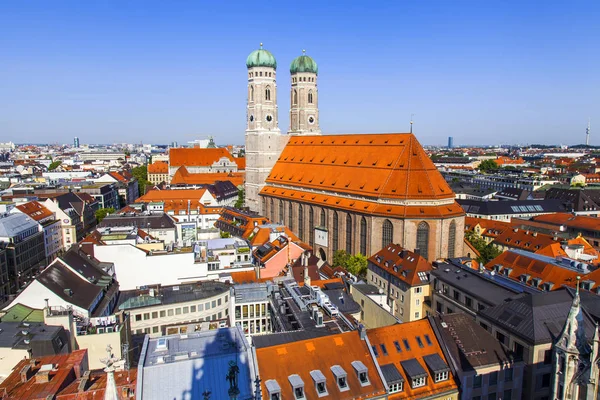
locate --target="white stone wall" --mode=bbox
[289,71,321,135]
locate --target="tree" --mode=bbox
[48,160,62,170]
[234,188,245,209]
[220,231,231,238]
[346,254,368,277]
[132,165,151,195]
[332,250,368,277]
[478,159,498,173]
[95,207,115,223]
[465,231,502,264]
[333,250,350,268]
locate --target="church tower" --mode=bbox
[551,278,600,400]
[245,44,283,214]
[288,51,321,135]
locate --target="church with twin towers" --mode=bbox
[244,44,466,263]
[245,44,321,214]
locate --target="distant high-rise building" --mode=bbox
[73,137,80,148]
[586,119,591,146]
[448,136,454,149]
[171,141,178,148]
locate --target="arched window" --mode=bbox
[265,86,271,101]
[346,214,353,253]
[250,85,254,102]
[288,203,293,230]
[320,209,326,227]
[308,90,313,104]
[298,205,304,240]
[332,212,339,252]
[270,199,274,222]
[448,221,456,258]
[309,207,314,247]
[417,221,430,260]
[382,219,393,249]
[279,200,284,223]
[360,217,367,255]
[293,89,298,105]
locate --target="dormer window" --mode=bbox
[310,370,328,397]
[352,361,371,387]
[265,379,281,400]
[288,375,305,400]
[412,376,426,388]
[331,365,349,392]
[435,371,449,382]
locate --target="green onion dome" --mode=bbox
[246,44,277,69]
[290,52,318,75]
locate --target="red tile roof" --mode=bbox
[264,133,456,201]
[147,161,168,174]
[532,213,600,233]
[170,166,244,186]
[0,350,88,400]
[367,319,459,399]
[256,331,387,399]
[369,244,432,287]
[55,368,137,399]
[169,148,234,167]
[15,201,54,222]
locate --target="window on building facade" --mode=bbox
[382,219,393,248]
[270,199,274,222]
[288,203,293,230]
[265,86,271,101]
[298,205,304,240]
[332,212,339,251]
[346,214,352,253]
[308,90,313,104]
[279,201,284,223]
[250,85,254,101]
[360,217,367,255]
[448,220,456,258]
[309,207,314,247]
[417,221,430,259]
[293,89,298,105]
[320,209,326,226]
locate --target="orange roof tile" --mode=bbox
[247,224,300,247]
[15,201,54,221]
[265,133,456,202]
[256,331,387,400]
[233,157,246,170]
[465,217,511,239]
[147,161,168,174]
[169,147,234,167]
[170,166,244,186]
[532,213,600,233]
[56,368,137,399]
[367,320,459,399]
[493,229,558,252]
[368,244,432,286]
[0,350,88,400]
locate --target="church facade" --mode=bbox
[244,45,465,261]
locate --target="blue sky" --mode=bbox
[1,0,598,146]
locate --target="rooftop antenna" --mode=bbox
[586,118,591,146]
[410,114,415,134]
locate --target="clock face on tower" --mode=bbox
[308,116,315,124]
[249,115,254,122]
[266,115,273,122]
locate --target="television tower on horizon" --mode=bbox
[586,118,591,146]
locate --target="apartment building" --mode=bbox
[366,244,432,323]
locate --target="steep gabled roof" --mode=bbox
[147,161,168,174]
[265,133,454,201]
[169,147,234,167]
[15,201,54,222]
[368,244,432,286]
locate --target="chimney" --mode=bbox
[358,324,367,340]
[78,371,91,393]
[35,370,51,384]
[20,364,32,383]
